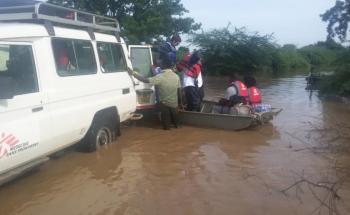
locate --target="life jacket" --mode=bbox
[177,54,190,71]
[188,63,201,78]
[248,86,262,105]
[177,54,201,78]
[230,81,248,97]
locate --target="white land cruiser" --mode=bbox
[0,2,139,185]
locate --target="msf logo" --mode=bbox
[0,133,19,159]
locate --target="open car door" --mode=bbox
[129,45,156,110]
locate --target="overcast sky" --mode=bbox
[181,0,335,47]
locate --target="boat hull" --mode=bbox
[178,100,282,130]
[179,111,255,130]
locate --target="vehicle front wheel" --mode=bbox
[84,120,113,152]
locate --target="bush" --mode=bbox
[320,64,350,95]
[190,28,309,76]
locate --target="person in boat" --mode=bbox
[218,74,249,106]
[243,73,257,89]
[128,53,181,130]
[211,74,247,114]
[244,74,262,105]
[231,75,249,104]
[177,51,203,112]
[159,33,182,67]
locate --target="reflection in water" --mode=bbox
[0,76,350,215]
[308,89,314,101]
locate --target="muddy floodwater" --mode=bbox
[1,76,350,215]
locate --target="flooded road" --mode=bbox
[1,76,350,215]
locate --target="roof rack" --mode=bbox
[0,2,120,35]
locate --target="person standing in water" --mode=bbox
[128,53,181,130]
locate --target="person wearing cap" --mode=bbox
[128,53,181,130]
[159,33,181,67]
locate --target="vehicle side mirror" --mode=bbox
[0,76,15,99]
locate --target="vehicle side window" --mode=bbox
[97,42,127,73]
[52,38,96,76]
[0,44,38,96]
[74,40,97,74]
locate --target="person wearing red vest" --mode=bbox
[248,86,262,105]
[177,53,201,78]
[177,51,202,112]
[232,80,248,97]
[218,74,248,107]
[228,75,249,105]
[244,74,262,105]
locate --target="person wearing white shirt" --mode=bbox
[178,52,203,111]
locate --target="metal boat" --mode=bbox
[179,100,282,130]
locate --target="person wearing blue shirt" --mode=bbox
[159,33,181,67]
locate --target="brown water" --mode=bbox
[1,76,350,215]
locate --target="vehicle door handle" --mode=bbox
[32,106,43,113]
[122,88,130,94]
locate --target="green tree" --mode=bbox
[320,1,350,96]
[48,0,201,43]
[319,48,350,95]
[299,40,346,71]
[190,27,318,76]
[191,27,281,75]
[278,44,309,71]
[321,0,350,42]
